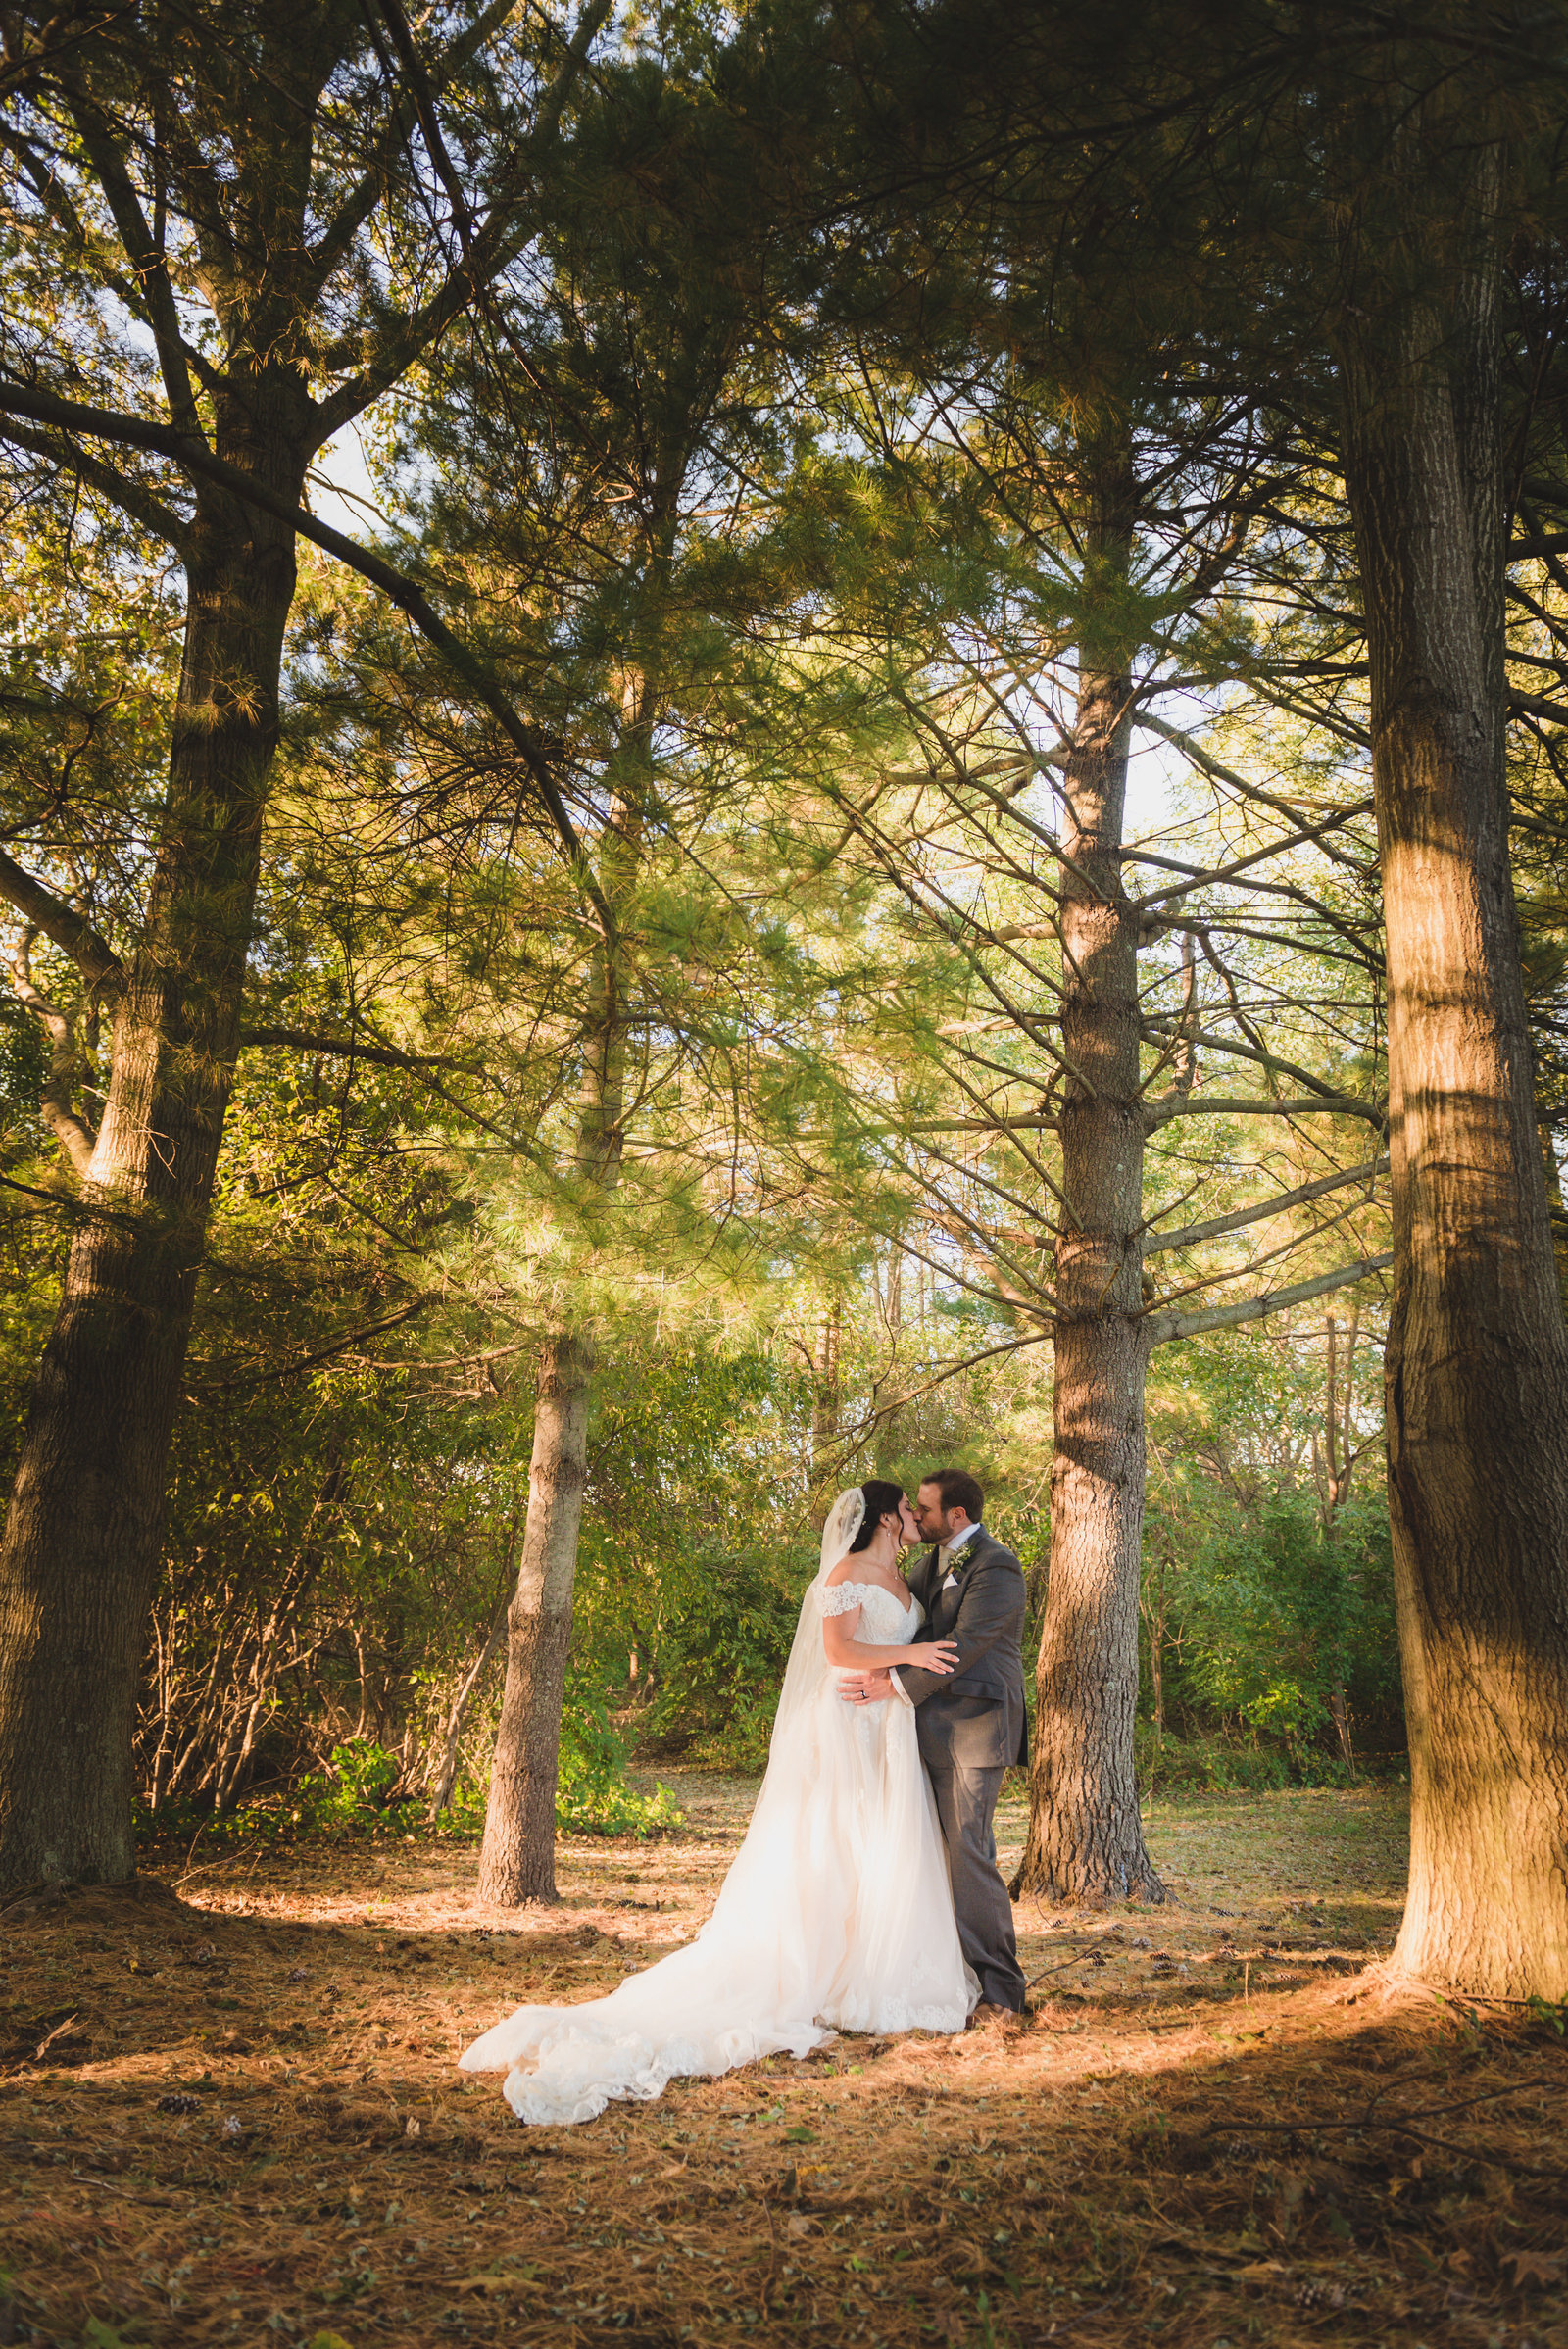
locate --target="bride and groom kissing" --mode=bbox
[462,1467,1030,2127]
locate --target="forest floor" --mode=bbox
[2,1772,1565,2349]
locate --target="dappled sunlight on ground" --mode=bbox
[2,1775,1563,2347]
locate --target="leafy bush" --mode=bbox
[555,1698,684,1836]
[642,1543,807,1768]
[137,1711,682,1851]
[135,1737,415,1848]
[1138,1721,1323,1793]
[442,1694,682,1838]
[298,1737,404,1827]
[1144,1492,1400,1776]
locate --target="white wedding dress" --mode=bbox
[460,1496,976,2126]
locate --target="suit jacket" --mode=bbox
[898,1528,1029,1771]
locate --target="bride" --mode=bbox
[459,1481,979,2125]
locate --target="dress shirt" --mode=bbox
[938,1521,985,1579]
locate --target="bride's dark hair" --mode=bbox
[848,1479,905,1551]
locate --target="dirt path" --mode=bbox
[2,1775,1563,2348]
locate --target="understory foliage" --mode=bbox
[0,1022,1401,1820]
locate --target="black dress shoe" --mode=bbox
[968,2000,1029,2036]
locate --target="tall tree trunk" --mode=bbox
[475,1329,597,1903]
[1337,133,1568,1996]
[472,1011,623,1904]
[474,734,640,1900]
[0,427,303,1890]
[1015,433,1164,1904]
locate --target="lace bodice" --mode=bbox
[815,1580,922,1641]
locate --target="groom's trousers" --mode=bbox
[925,1756,1029,2013]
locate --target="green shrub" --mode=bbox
[642,1542,806,1767]
[137,1708,682,1850]
[555,1697,684,1836]
[1143,1492,1401,1777]
[297,1737,404,1827]
[439,1688,682,1839]
[1138,1721,1303,1793]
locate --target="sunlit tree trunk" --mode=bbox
[475,1329,598,1902]
[1337,127,1568,1997]
[1014,430,1164,1904]
[475,769,639,1901]
[0,403,306,1889]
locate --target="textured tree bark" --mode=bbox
[474,759,638,1900]
[0,399,305,1890]
[1337,140,1568,1997]
[475,1329,597,1903]
[1014,437,1164,1904]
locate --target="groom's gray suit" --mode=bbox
[896,1529,1029,2013]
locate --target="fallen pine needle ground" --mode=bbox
[2,1773,1564,2349]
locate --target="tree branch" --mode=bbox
[0,414,191,551]
[1142,1017,1364,1106]
[1146,1090,1385,1130]
[6,926,98,1178]
[0,849,122,989]
[312,0,614,440]
[184,1297,430,1396]
[64,83,202,438]
[1145,1253,1394,1345]
[1146,1154,1389,1255]
[0,377,615,950]
[372,0,478,250]
[240,1022,469,1074]
[1134,707,1374,868]
[305,0,518,296]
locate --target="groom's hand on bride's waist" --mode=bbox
[837,1667,897,1705]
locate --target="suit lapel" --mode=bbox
[933,1533,993,1624]
[907,1545,941,1618]
[931,1543,965,1626]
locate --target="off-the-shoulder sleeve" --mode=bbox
[816,1581,871,1617]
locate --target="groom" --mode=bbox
[841,1467,1029,2023]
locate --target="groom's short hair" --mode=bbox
[923,1466,984,1523]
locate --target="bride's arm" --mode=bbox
[820,1607,957,1674]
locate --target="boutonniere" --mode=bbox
[942,1547,975,1585]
